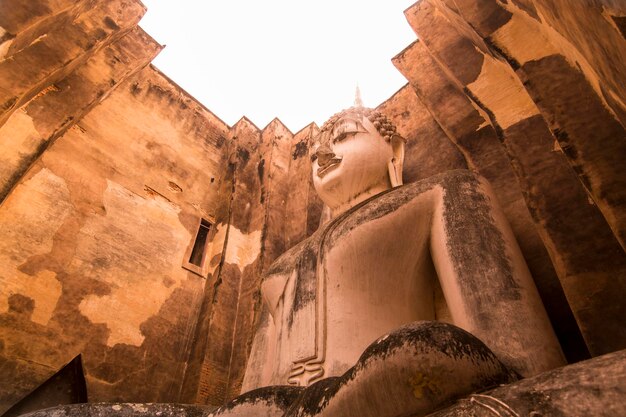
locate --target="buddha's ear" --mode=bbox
[388,134,405,187]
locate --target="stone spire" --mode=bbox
[354,85,363,107]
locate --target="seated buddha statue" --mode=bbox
[239,106,564,397]
[22,107,621,417]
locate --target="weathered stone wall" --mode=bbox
[0,0,155,203]
[392,0,626,360]
[181,119,329,407]
[0,1,230,411]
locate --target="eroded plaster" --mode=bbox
[215,224,263,272]
[492,4,618,119]
[77,180,191,347]
[0,168,70,325]
[0,26,13,60]
[466,54,539,130]
[0,109,42,189]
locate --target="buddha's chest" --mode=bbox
[322,203,435,318]
[263,193,437,314]
[317,202,439,376]
[260,188,442,381]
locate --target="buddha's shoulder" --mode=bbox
[265,170,485,277]
[265,232,322,277]
[342,169,482,218]
[395,169,483,197]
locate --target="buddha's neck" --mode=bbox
[330,183,391,218]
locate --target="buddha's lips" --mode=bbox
[317,158,342,177]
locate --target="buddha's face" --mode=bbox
[311,115,396,213]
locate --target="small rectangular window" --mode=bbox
[182,218,213,277]
[189,219,211,266]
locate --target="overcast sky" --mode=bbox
[139,1,417,132]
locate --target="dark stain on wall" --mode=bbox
[510,0,540,20]
[292,140,308,160]
[236,147,250,167]
[0,134,50,204]
[257,159,265,184]
[484,36,521,70]
[102,16,120,31]
[411,0,485,86]
[502,115,591,362]
[521,54,626,249]
[7,294,35,317]
[463,87,505,141]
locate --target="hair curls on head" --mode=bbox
[319,107,404,143]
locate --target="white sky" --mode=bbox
[139,0,417,132]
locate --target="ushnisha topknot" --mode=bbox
[319,107,404,143]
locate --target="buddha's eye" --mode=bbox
[310,153,318,162]
[331,119,367,143]
[332,124,354,143]
[333,132,349,143]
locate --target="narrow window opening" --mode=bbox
[189,219,211,267]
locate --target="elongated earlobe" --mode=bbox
[388,160,401,187]
[388,135,405,187]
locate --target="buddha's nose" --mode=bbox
[316,144,335,166]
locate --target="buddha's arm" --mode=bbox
[428,172,565,377]
[241,303,277,392]
[241,268,292,391]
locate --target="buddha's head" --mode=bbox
[311,107,405,216]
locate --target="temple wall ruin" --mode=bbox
[0,0,624,412]
[0,0,231,412]
[395,0,626,360]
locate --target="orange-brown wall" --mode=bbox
[0,1,230,411]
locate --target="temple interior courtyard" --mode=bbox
[0,0,625,416]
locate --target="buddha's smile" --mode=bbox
[317,157,342,177]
